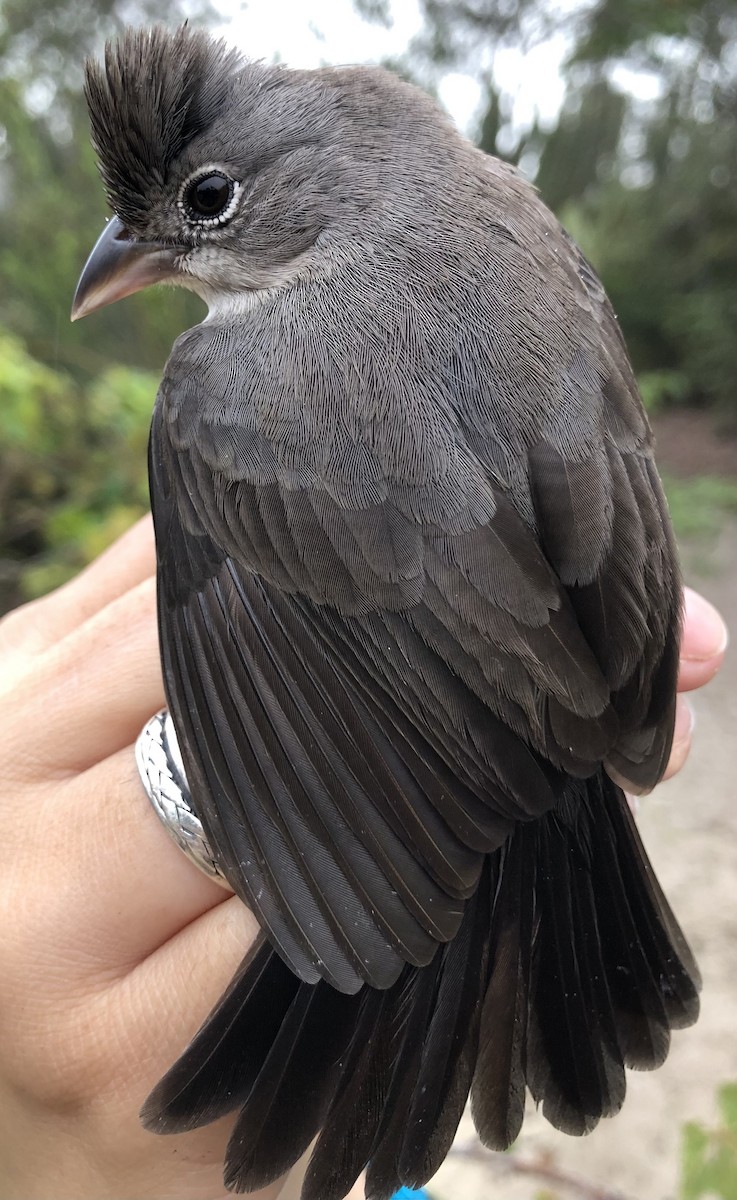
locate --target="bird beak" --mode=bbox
[71,216,185,320]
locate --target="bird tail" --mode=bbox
[141,770,700,1200]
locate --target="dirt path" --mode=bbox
[432,524,737,1200]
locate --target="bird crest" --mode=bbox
[84,25,243,229]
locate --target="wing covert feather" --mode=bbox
[151,241,679,988]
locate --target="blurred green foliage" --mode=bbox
[0,333,153,607]
[398,0,736,423]
[556,102,735,420]
[0,0,734,608]
[437,1082,737,1199]
[0,0,208,609]
[0,0,206,377]
[681,1082,737,1200]
[662,473,737,542]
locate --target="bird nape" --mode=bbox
[72,24,700,1200]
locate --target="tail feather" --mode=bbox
[394,860,494,1189]
[591,778,699,1065]
[142,771,700,1200]
[142,937,300,1131]
[470,832,534,1149]
[303,989,397,1200]
[525,797,626,1134]
[605,785,701,1026]
[224,978,363,1190]
[363,961,443,1200]
[567,828,627,1112]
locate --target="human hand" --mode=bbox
[663,586,728,780]
[0,516,274,1200]
[0,520,727,1199]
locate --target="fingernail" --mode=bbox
[683,588,729,661]
[673,697,696,746]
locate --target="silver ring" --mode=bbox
[135,710,229,887]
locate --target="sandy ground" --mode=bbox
[430,522,737,1200]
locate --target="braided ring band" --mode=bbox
[135,710,228,887]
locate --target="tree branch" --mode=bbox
[449,1139,642,1200]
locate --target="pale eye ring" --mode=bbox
[178,166,241,227]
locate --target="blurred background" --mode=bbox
[0,1,734,1197]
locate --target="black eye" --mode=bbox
[184,172,235,221]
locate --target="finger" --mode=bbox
[7,577,164,778]
[128,894,261,1080]
[662,695,695,781]
[6,891,277,1200]
[89,899,266,1196]
[678,587,728,693]
[73,746,234,967]
[48,514,156,635]
[8,746,233,991]
[0,515,155,661]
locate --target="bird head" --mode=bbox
[72,25,454,321]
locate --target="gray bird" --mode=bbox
[72,26,700,1200]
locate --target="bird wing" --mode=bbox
[149,208,679,992]
[149,293,678,994]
